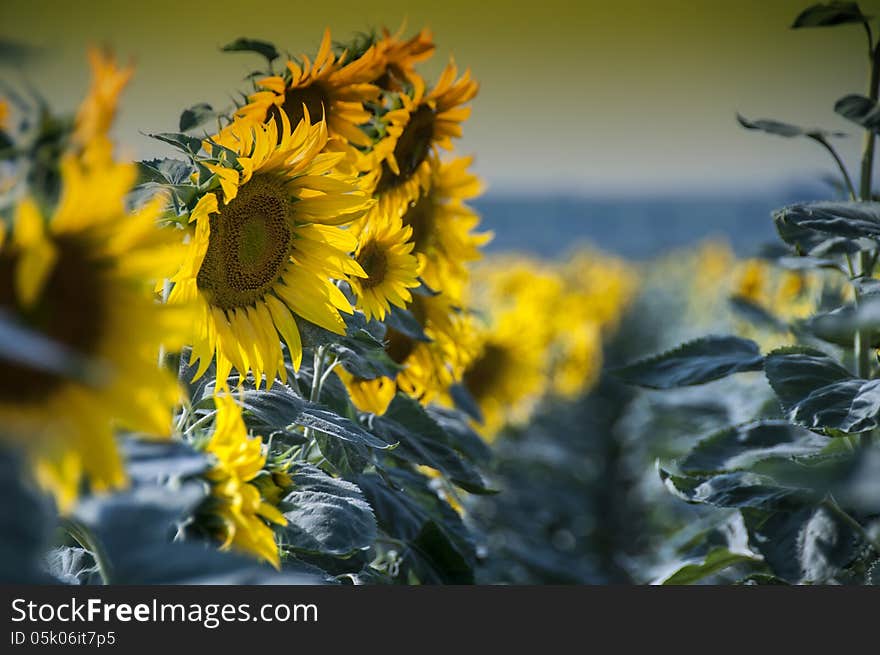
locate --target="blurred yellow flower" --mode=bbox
[0,153,187,510]
[372,25,436,92]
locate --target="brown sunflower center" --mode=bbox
[356,240,389,290]
[376,104,435,193]
[401,192,436,254]
[463,343,508,402]
[375,63,408,93]
[196,174,293,310]
[0,237,105,402]
[267,82,329,137]
[385,327,416,364]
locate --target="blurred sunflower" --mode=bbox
[71,48,133,154]
[366,61,478,211]
[338,293,464,414]
[733,259,769,305]
[459,311,547,441]
[168,112,372,389]
[372,25,435,92]
[0,98,9,131]
[200,394,287,568]
[0,153,187,510]
[0,51,187,510]
[233,29,381,158]
[350,210,421,321]
[401,156,491,300]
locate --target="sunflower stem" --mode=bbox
[301,346,328,459]
[855,42,880,448]
[60,517,114,585]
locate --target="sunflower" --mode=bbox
[459,310,547,442]
[400,156,491,301]
[199,394,287,568]
[0,148,188,510]
[365,61,478,212]
[349,208,421,321]
[372,25,436,92]
[168,112,372,389]
[338,293,466,414]
[733,259,769,305]
[233,29,382,157]
[71,48,133,155]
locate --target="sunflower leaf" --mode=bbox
[613,336,764,389]
[278,464,377,557]
[146,132,204,156]
[736,113,845,140]
[368,395,494,494]
[179,103,217,132]
[835,94,880,131]
[659,547,762,585]
[356,469,476,584]
[221,38,279,63]
[763,347,880,433]
[791,2,870,29]
[679,420,829,475]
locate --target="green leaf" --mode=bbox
[660,468,815,510]
[680,420,829,474]
[791,2,870,29]
[774,202,880,242]
[801,297,880,346]
[314,433,370,477]
[660,547,761,585]
[764,347,880,433]
[331,328,401,380]
[147,132,203,156]
[382,306,430,342]
[614,336,764,389]
[221,38,279,62]
[743,504,866,583]
[238,385,395,450]
[279,464,377,557]
[775,217,865,256]
[179,103,217,132]
[136,158,194,186]
[370,395,493,494]
[736,113,845,139]
[356,469,476,584]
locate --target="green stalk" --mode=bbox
[300,345,327,460]
[856,41,880,447]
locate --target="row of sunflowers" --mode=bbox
[0,27,634,583]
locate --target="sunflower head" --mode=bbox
[231,29,382,156]
[373,25,436,92]
[200,394,287,568]
[350,208,421,321]
[0,146,188,510]
[400,156,491,302]
[170,113,371,390]
[366,61,479,211]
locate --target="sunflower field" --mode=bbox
[4,2,880,589]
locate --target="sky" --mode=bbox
[1,0,878,195]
